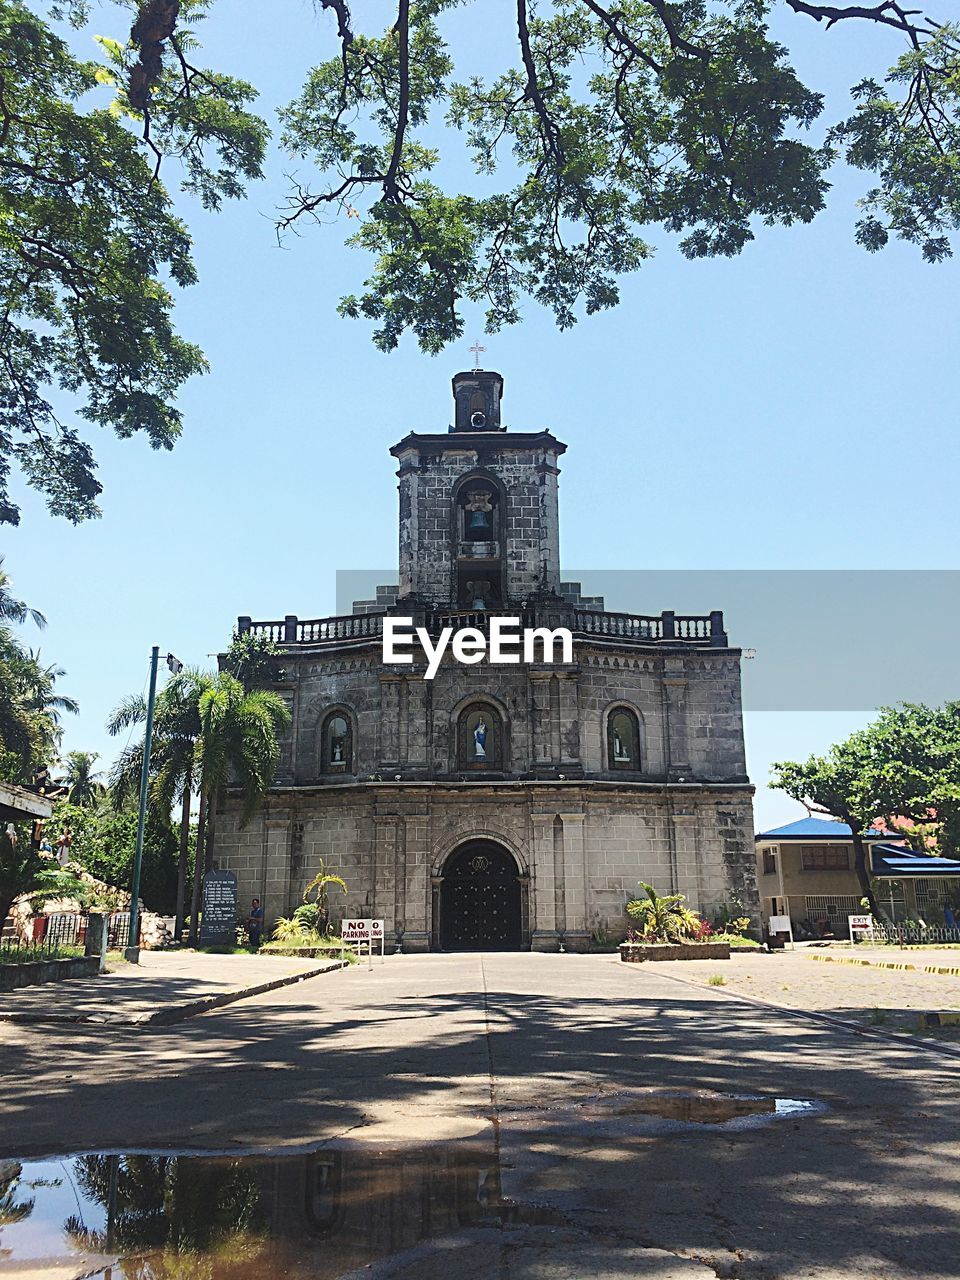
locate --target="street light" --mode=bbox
[125,646,182,963]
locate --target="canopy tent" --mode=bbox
[870,843,960,879]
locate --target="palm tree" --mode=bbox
[20,650,79,753]
[0,633,76,779]
[108,668,214,939]
[626,882,702,943]
[60,750,105,807]
[190,673,290,944]
[0,556,45,629]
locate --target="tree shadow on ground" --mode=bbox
[0,964,957,1277]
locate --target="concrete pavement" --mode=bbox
[0,949,344,1025]
[1,952,958,1278]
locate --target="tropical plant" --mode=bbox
[60,750,105,808]
[0,820,44,935]
[301,860,347,931]
[189,673,291,943]
[109,667,215,936]
[0,1162,33,1226]
[0,629,77,780]
[29,866,92,912]
[0,557,45,628]
[271,915,308,943]
[625,882,702,943]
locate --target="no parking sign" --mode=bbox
[341,918,385,967]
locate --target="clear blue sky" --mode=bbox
[6,1,958,829]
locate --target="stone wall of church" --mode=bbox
[393,436,563,603]
[271,643,748,787]
[215,782,757,951]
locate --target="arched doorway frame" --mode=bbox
[431,831,531,951]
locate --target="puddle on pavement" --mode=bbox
[0,1142,561,1279]
[578,1088,826,1130]
[0,1093,822,1278]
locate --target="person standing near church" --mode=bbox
[56,825,72,867]
[247,898,264,949]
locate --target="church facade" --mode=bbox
[216,371,757,951]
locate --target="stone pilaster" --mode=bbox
[530,812,558,949]
[379,676,401,766]
[662,658,691,780]
[558,812,589,948]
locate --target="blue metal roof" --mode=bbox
[871,843,960,878]
[755,817,892,841]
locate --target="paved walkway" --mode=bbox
[1,953,958,1278]
[645,947,960,1038]
[0,949,342,1025]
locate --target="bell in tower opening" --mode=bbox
[451,369,504,433]
[463,487,495,540]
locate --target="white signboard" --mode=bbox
[848,914,873,941]
[768,915,792,933]
[341,918,385,968]
[341,918,384,943]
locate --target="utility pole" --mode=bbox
[125,647,160,964]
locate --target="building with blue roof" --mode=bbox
[756,818,960,936]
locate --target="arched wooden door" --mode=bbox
[439,841,523,951]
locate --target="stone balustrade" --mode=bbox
[238,605,728,650]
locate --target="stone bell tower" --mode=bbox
[391,371,565,607]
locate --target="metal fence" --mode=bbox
[0,910,138,962]
[0,931,84,963]
[861,922,960,946]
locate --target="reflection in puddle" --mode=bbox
[580,1089,824,1128]
[0,1094,822,1278]
[0,1142,538,1279]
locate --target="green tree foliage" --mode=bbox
[195,673,291,829]
[223,630,283,689]
[275,0,960,350]
[626,880,701,941]
[3,1,958,516]
[60,748,104,806]
[109,665,213,934]
[0,1163,33,1227]
[771,701,960,918]
[0,822,43,931]
[0,559,76,780]
[0,0,267,526]
[69,1153,266,1256]
[48,797,179,912]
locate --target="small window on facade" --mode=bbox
[763,849,777,875]
[458,704,503,770]
[607,708,641,770]
[800,844,849,871]
[322,712,352,772]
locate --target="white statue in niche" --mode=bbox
[331,738,344,764]
[473,717,488,760]
[613,728,631,762]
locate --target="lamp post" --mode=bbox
[125,647,183,964]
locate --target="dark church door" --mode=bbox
[439,842,522,951]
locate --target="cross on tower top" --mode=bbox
[469,340,486,370]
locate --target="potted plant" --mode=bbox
[619,883,731,962]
